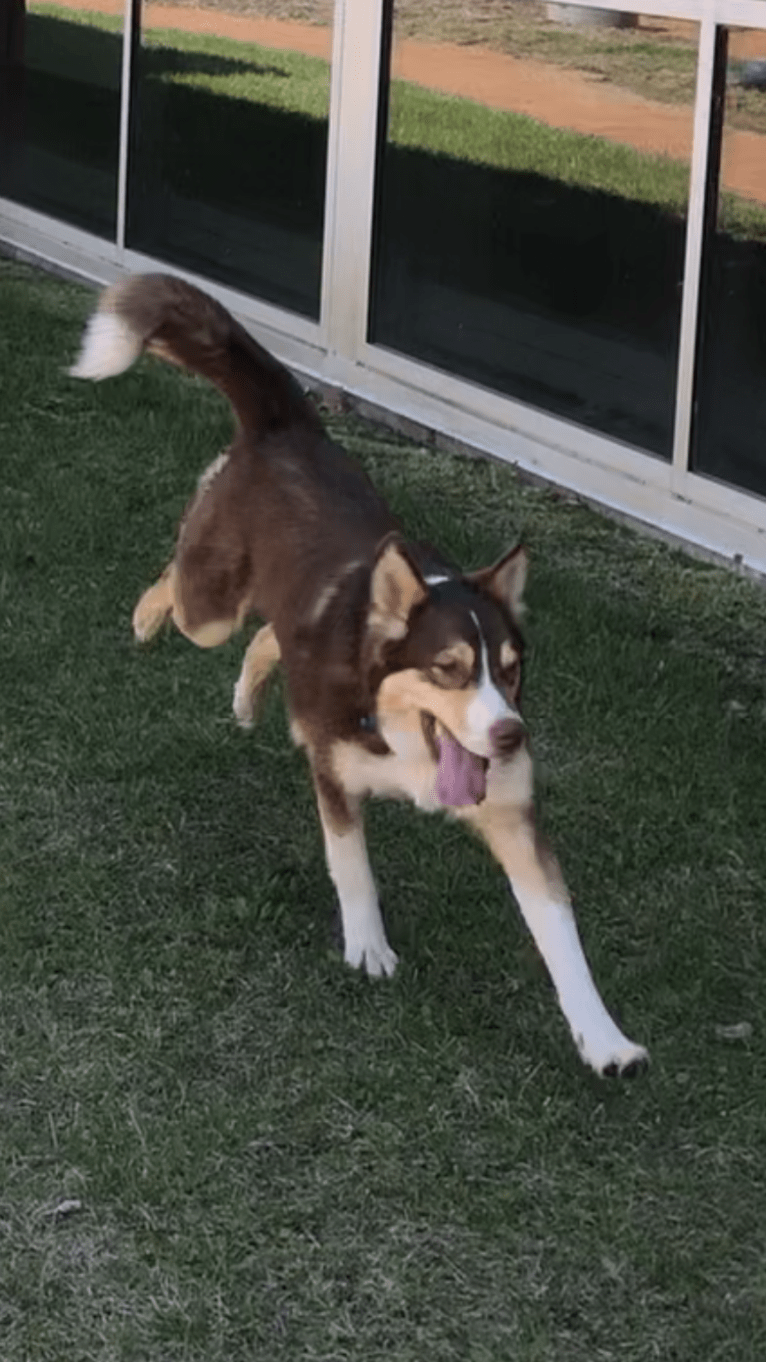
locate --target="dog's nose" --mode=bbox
[489,717,525,759]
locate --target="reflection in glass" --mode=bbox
[370,1,698,458]
[127,0,333,318]
[0,0,122,237]
[693,27,766,498]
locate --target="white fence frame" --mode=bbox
[2,0,766,570]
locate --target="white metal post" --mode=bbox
[320,0,386,360]
[671,8,718,483]
[115,0,136,252]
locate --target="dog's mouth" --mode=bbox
[434,726,488,807]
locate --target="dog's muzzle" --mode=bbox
[490,717,525,760]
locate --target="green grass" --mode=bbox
[389,79,694,215]
[3,258,766,1359]
[140,26,331,119]
[139,24,693,219]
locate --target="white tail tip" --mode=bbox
[69,309,142,380]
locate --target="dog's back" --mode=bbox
[71,273,397,639]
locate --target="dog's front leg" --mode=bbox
[313,774,398,979]
[468,803,648,1076]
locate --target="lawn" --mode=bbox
[2,257,766,1359]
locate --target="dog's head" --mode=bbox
[366,535,527,806]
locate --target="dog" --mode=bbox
[70,273,648,1078]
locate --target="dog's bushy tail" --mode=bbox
[70,273,321,436]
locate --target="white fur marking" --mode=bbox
[69,310,142,380]
[465,612,514,751]
[500,640,518,670]
[310,583,339,624]
[196,451,230,495]
[334,725,441,811]
[425,574,451,586]
[309,561,364,626]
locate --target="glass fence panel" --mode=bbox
[0,0,122,237]
[692,26,766,498]
[126,0,333,318]
[369,0,699,459]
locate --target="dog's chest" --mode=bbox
[332,721,441,811]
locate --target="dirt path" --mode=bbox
[391,34,766,206]
[47,0,766,205]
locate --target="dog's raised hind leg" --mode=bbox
[467,801,648,1077]
[133,566,174,642]
[233,623,281,728]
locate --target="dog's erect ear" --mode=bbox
[471,545,528,621]
[368,536,428,643]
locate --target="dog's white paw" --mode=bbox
[132,601,165,643]
[132,584,171,644]
[577,1028,649,1079]
[232,676,255,729]
[344,937,399,979]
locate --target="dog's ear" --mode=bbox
[368,535,428,643]
[471,545,527,621]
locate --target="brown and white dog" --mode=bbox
[71,274,648,1077]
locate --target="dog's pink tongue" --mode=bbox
[435,733,487,806]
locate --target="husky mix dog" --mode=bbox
[71,274,648,1078]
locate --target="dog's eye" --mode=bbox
[498,641,521,690]
[432,661,461,683]
[428,642,474,688]
[501,658,521,689]
[429,658,469,689]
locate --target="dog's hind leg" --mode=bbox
[313,773,398,979]
[233,623,281,728]
[466,800,648,1078]
[133,566,174,642]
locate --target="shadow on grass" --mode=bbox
[145,43,291,82]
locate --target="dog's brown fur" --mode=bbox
[71,273,648,1077]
